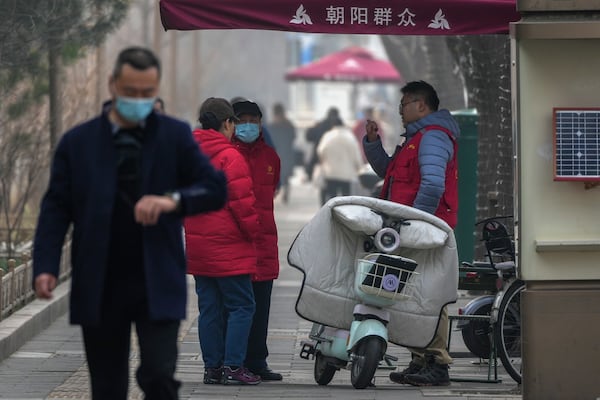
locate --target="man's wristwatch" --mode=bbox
[166,191,181,212]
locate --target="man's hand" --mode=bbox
[35,273,57,299]
[134,195,177,226]
[365,119,379,142]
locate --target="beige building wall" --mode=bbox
[512,15,600,399]
[515,39,600,281]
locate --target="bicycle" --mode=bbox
[457,216,524,384]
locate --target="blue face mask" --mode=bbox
[235,123,260,143]
[115,96,156,123]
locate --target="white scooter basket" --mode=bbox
[355,253,419,307]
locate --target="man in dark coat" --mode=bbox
[305,107,341,180]
[32,47,227,400]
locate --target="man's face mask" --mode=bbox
[115,96,156,123]
[235,123,260,143]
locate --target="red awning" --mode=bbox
[160,0,521,35]
[285,46,402,83]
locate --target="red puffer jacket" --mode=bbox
[185,128,260,277]
[234,136,280,281]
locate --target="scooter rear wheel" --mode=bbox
[461,302,493,359]
[350,337,385,389]
[314,352,337,385]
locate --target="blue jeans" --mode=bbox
[194,275,255,368]
[245,280,273,371]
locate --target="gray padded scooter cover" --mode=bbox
[288,195,458,348]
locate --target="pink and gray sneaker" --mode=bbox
[222,366,261,385]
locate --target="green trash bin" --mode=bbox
[451,109,478,266]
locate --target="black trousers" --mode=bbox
[320,178,352,205]
[81,280,180,400]
[245,280,273,371]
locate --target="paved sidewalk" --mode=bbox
[0,175,522,399]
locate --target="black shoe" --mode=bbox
[251,367,283,381]
[404,358,450,387]
[203,367,223,384]
[389,360,423,384]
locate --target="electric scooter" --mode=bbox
[299,250,418,389]
[289,196,458,390]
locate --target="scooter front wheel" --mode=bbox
[350,336,385,389]
[314,352,337,385]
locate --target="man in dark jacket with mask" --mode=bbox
[33,46,227,400]
[363,80,460,387]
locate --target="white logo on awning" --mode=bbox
[428,9,450,30]
[291,4,313,25]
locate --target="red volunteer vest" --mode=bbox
[379,125,458,228]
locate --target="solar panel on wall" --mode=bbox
[553,108,600,181]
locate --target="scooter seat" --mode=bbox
[494,261,515,271]
[462,261,494,269]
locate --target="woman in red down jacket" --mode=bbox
[184,97,261,385]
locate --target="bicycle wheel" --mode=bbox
[494,279,524,384]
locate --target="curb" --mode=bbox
[0,279,70,362]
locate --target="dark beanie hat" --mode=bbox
[233,100,263,118]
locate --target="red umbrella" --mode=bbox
[159,0,520,35]
[285,46,401,83]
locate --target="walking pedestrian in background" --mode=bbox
[32,46,227,400]
[267,103,296,203]
[232,100,283,381]
[153,97,166,114]
[363,80,460,387]
[185,97,262,386]
[305,107,342,180]
[316,116,363,205]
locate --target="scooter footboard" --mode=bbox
[308,324,351,361]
